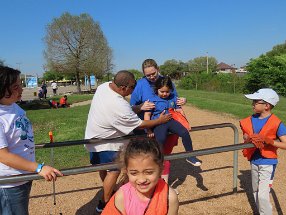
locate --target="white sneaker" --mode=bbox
[186,157,202,166]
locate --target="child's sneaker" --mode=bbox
[96,200,106,213]
[186,157,202,166]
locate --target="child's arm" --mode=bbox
[168,187,179,215]
[0,148,63,181]
[175,108,186,117]
[132,100,155,114]
[144,111,155,137]
[273,135,286,150]
[114,189,126,214]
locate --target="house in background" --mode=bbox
[216,62,236,74]
[235,66,248,77]
[216,62,248,76]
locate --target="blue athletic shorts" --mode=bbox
[89,151,119,171]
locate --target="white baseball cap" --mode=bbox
[245,88,279,106]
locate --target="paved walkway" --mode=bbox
[21,85,94,101]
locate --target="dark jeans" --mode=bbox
[0,181,32,215]
[154,119,193,152]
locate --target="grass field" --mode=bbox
[25,90,286,169]
[177,89,286,122]
[22,95,93,169]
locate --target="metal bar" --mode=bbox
[0,143,254,184]
[4,123,241,192]
[33,123,240,191]
[34,123,237,149]
[35,133,147,148]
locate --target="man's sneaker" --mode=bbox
[186,157,202,166]
[96,200,106,213]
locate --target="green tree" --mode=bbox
[43,70,64,81]
[44,12,111,93]
[128,69,143,80]
[187,56,217,74]
[266,41,286,57]
[245,54,286,95]
[160,59,187,79]
[187,56,217,90]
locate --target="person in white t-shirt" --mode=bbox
[0,66,63,215]
[51,80,58,96]
[85,70,172,213]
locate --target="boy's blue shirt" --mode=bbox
[130,76,178,119]
[251,114,286,165]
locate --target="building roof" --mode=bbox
[217,62,235,70]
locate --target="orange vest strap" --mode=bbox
[145,179,168,215]
[102,179,169,215]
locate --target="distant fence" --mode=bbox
[0,123,253,192]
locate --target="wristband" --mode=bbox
[36,163,45,173]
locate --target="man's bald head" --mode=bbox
[113,70,135,87]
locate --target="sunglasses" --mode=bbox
[145,70,158,78]
[114,80,137,90]
[252,100,267,105]
[127,81,137,90]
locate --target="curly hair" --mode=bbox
[0,66,21,100]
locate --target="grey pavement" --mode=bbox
[21,85,94,101]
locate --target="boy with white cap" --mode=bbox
[240,88,286,214]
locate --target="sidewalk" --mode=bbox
[21,85,94,101]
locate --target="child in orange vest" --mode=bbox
[102,137,179,215]
[240,88,286,214]
[59,95,69,108]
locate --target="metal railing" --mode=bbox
[0,123,247,193]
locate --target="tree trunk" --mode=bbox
[75,70,81,93]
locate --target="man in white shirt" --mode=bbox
[85,70,171,213]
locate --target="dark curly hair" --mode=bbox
[0,66,21,100]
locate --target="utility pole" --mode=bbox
[16,62,22,70]
[16,62,26,87]
[206,52,209,74]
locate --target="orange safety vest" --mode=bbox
[240,114,281,160]
[102,179,169,215]
[168,108,191,130]
[59,97,66,105]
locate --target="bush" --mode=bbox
[178,72,246,93]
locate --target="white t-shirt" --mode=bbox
[51,82,57,89]
[0,103,35,188]
[85,82,142,152]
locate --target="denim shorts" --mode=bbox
[90,151,119,171]
[0,181,32,215]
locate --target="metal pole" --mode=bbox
[0,143,254,185]
[1,123,241,193]
[49,131,57,206]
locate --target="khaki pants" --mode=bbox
[251,163,276,215]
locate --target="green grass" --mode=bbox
[25,95,93,169]
[177,89,286,122]
[19,94,94,110]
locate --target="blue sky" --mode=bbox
[1,0,285,76]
